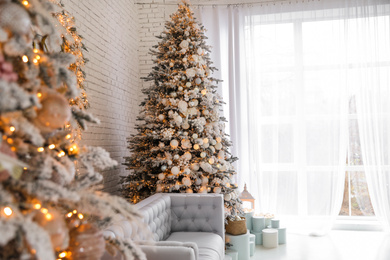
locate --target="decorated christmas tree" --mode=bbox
[122,1,242,219]
[0,0,145,259]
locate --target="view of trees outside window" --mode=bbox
[339,97,375,216]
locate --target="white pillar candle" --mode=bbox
[262,229,278,248]
[252,216,265,232]
[278,227,287,244]
[271,219,280,228]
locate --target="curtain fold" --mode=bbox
[196,0,390,233]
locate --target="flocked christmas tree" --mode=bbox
[0,0,146,259]
[122,1,243,219]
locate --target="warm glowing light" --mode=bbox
[22,55,28,63]
[57,151,65,157]
[45,213,53,220]
[66,134,72,139]
[209,158,215,164]
[67,212,73,218]
[33,59,38,64]
[41,208,48,214]
[37,147,44,152]
[22,1,29,6]
[4,207,12,216]
[7,138,13,144]
[34,204,41,210]
[201,89,207,95]
[48,144,56,149]
[78,213,84,219]
[73,210,77,214]
[203,138,209,144]
[59,252,67,258]
[33,49,39,53]
[37,92,42,98]
[193,144,199,150]
[35,55,41,60]
[9,126,15,132]
[216,137,222,143]
[23,167,27,170]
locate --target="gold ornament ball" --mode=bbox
[69,223,106,260]
[35,92,71,131]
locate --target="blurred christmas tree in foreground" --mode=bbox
[0,0,145,259]
[122,1,243,219]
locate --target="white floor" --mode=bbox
[253,230,390,260]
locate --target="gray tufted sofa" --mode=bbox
[103,193,230,260]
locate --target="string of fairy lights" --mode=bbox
[1,1,89,259]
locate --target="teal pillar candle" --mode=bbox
[227,231,250,260]
[265,217,274,227]
[250,230,262,245]
[252,216,265,232]
[244,212,254,231]
[225,249,239,260]
[278,227,287,244]
[271,219,280,228]
[249,241,255,257]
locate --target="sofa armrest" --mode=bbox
[138,241,198,260]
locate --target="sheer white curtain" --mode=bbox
[196,0,390,233]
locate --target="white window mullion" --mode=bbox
[294,20,308,216]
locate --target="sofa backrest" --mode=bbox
[169,194,225,240]
[136,194,172,241]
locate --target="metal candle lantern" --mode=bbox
[239,184,255,211]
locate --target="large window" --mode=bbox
[241,14,390,217]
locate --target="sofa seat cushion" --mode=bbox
[166,232,224,260]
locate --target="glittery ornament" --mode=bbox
[0,3,31,35]
[33,209,69,251]
[214,187,222,194]
[35,92,71,132]
[68,224,105,260]
[224,193,232,201]
[195,78,202,85]
[161,165,167,171]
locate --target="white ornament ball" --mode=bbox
[200,152,206,158]
[183,152,192,160]
[174,154,180,160]
[161,165,167,171]
[203,143,209,148]
[218,151,225,159]
[0,3,31,35]
[182,177,191,186]
[167,160,172,165]
[169,62,174,67]
[171,166,180,175]
[209,158,215,164]
[202,110,209,116]
[171,92,177,98]
[162,99,168,105]
[194,88,199,93]
[170,139,179,148]
[159,142,165,148]
[186,82,192,87]
[211,139,217,145]
[200,162,212,173]
[192,134,198,139]
[224,193,232,201]
[214,187,222,194]
[182,121,190,130]
[195,78,202,85]
[158,114,165,121]
[158,173,165,180]
[35,92,71,132]
[191,163,200,171]
[193,144,200,150]
[178,86,183,91]
[178,100,188,113]
[216,137,222,143]
[215,143,223,150]
[202,176,209,185]
[195,178,202,185]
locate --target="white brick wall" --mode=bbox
[61,0,141,194]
